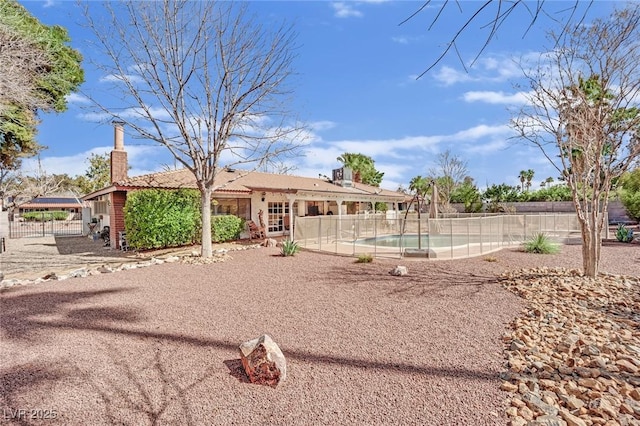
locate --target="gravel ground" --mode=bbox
[1,241,639,425]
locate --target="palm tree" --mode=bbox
[408,175,430,213]
[336,152,383,186]
[525,169,535,191]
[406,175,431,249]
[518,170,526,191]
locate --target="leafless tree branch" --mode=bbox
[82,0,305,257]
[403,1,593,79]
[0,23,51,113]
[511,4,640,276]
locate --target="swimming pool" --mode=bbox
[355,234,481,248]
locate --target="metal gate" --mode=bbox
[8,212,83,238]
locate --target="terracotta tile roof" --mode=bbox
[118,168,404,200]
[117,168,202,190]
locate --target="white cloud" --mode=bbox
[433,66,474,86]
[299,124,512,178]
[78,106,174,123]
[303,145,346,169]
[309,120,337,132]
[99,74,143,84]
[377,162,412,182]
[463,91,529,105]
[77,111,111,122]
[331,2,362,18]
[330,0,388,18]
[21,145,166,178]
[391,35,422,45]
[334,135,442,157]
[65,93,91,104]
[464,137,510,155]
[433,54,525,86]
[450,124,511,141]
[405,74,421,83]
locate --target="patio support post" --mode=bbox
[286,195,296,241]
[336,199,344,240]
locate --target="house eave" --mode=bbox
[82,185,118,201]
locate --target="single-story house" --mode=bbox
[82,123,405,249]
[11,193,83,220]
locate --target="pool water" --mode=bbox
[356,234,478,248]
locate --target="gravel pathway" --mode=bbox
[1,242,638,425]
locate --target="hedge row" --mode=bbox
[21,211,69,221]
[123,189,245,250]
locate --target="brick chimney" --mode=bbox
[110,121,128,184]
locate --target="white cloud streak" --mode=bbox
[331,2,362,18]
[432,54,524,86]
[463,91,530,105]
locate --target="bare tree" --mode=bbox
[83,1,305,257]
[401,1,592,78]
[428,149,468,208]
[512,5,640,277]
[259,160,298,175]
[1,158,69,212]
[0,23,50,113]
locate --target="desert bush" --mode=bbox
[616,224,634,243]
[523,233,560,254]
[280,240,300,257]
[356,253,373,263]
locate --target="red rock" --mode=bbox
[239,334,287,387]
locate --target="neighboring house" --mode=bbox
[12,193,83,220]
[83,123,405,249]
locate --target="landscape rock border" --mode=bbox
[0,244,262,291]
[499,267,640,426]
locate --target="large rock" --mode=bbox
[262,238,277,247]
[390,266,408,276]
[239,334,286,387]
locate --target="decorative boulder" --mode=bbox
[239,334,287,387]
[390,266,408,276]
[263,238,277,247]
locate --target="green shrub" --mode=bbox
[523,233,560,254]
[356,253,373,263]
[281,240,300,257]
[22,211,68,221]
[124,189,201,250]
[616,224,634,243]
[620,168,640,221]
[211,215,244,243]
[374,202,388,212]
[526,184,573,202]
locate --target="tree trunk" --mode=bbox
[579,205,601,277]
[201,187,213,258]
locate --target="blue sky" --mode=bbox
[20,0,621,191]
